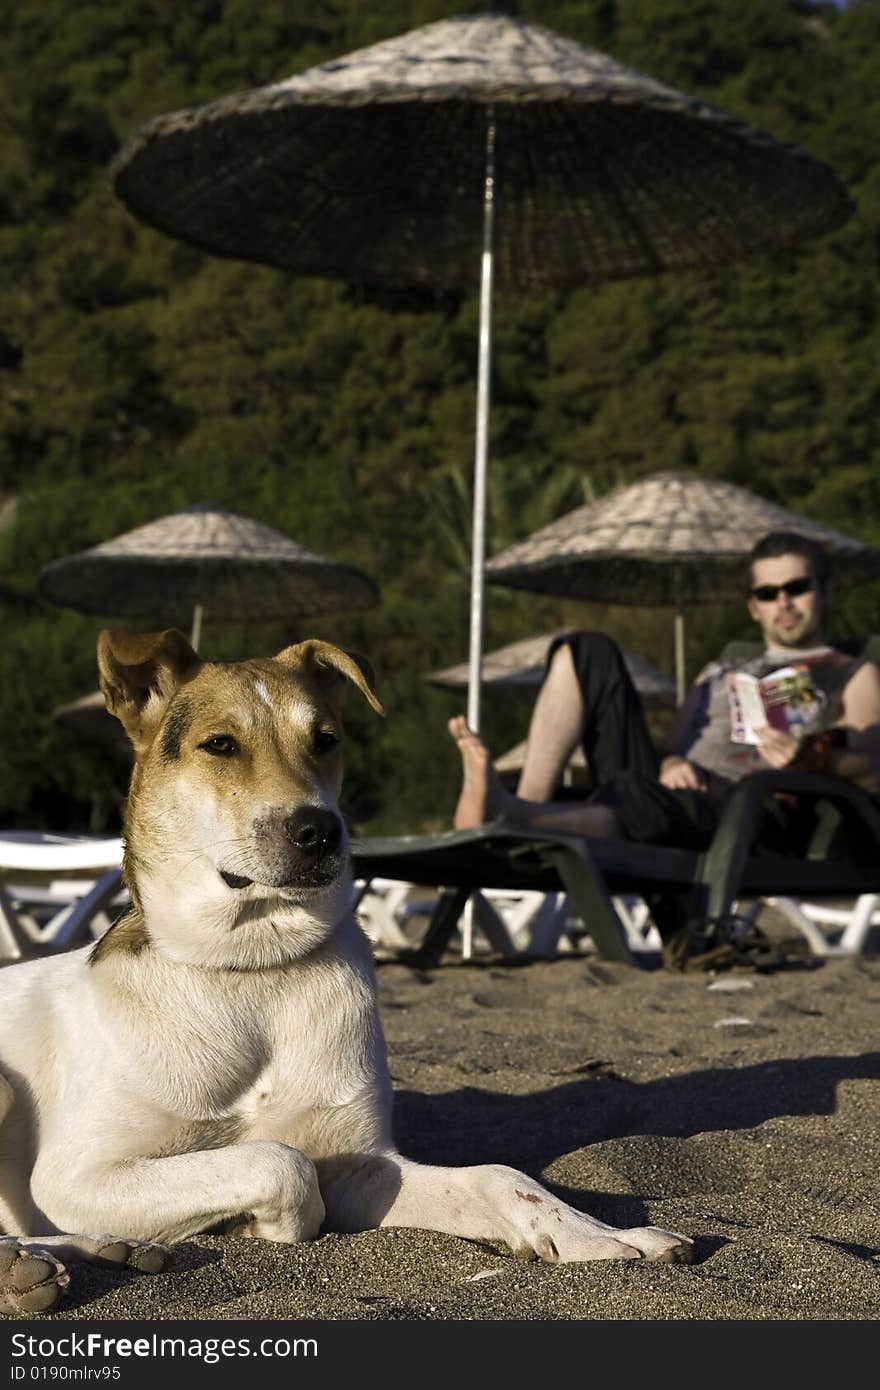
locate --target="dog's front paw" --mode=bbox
[479,1167,694,1266]
[89,1236,172,1273]
[247,1141,326,1244]
[249,1189,325,1244]
[542,1219,693,1265]
[610,1225,694,1264]
[0,1238,70,1316]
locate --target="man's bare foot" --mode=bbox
[448,716,512,830]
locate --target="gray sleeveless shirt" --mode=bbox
[681,646,865,784]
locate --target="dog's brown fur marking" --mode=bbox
[159,698,192,764]
[89,908,150,964]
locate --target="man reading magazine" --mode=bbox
[449,530,880,855]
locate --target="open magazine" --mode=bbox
[727,663,828,745]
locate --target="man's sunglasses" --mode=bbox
[749,576,814,602]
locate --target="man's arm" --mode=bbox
[658,682,709,791]
[756,659,880,795]
[833,658,880,793]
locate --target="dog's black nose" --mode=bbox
[282,807,342,858]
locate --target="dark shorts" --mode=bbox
[586,767,734,852]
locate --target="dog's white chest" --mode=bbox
[72,922,390,1164]
[144,952,382,1133]
[233,1069,305,1131]
[233,1041,363,1127]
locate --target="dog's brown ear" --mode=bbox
[97,629,202,751]
[275,639,384,716]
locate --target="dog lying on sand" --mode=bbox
[0,630,692,1313]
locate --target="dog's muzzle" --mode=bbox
[222,806,346,891]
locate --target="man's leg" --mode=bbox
[449,716,620,836]
[450,717,726,848]
[519,631,660,797]
[516,640,591,801]
[451,631,658,836]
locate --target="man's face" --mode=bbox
[747,553,826,649]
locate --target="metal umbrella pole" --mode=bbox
[673,606,686,707]
[462,107,496,960]
[466,106,496,738]
[190,602,203,652]
[673,567,686,706]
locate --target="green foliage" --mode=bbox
[0,0,878,833]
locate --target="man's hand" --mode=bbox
[659,755,707,791]
[755,726,799,769]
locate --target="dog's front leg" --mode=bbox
[316,1153,692,1264]
[34,1141,325,1247]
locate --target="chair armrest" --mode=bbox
[692,770,880,927]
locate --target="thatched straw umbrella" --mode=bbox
[36,504,379,648]
[427,628,675,703]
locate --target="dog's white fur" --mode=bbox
[0,630,690,1313]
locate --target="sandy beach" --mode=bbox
[13,942,879,1325]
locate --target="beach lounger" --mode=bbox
[352,766,880,966]
[0,831,126,960]
[352,824,694,966]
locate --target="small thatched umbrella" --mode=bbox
[109,12,852,731]
[427,628,675,703]
[36,503,380,648]
[485,472,880,702]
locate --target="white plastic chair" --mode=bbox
[510,889,662,958]
[0,831,126,960]
[760,893,880,957]
[352,877,416,953]
[353,875,662,962]
[353,878,535,959]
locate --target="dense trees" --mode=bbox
[1,0,878,832]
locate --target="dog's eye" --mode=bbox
[199,735,239,757]
[314,728,339,755]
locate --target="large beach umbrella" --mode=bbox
[485,471,880,702]
[109,12,852,730]
[36,503,380,647]
[427,628,675,704]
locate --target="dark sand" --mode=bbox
[21,947,880,1323]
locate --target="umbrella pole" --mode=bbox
[672,567,686,705]
[672,614,686,706]
[190,603,203,652]
[674,606,686,705]
[466,104,496,736]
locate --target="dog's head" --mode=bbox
[97,629,383,969]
